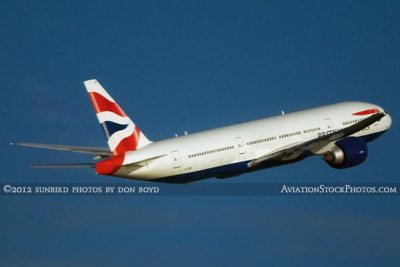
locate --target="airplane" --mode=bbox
[14,79,392,183]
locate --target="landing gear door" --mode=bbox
[171,150,181,168]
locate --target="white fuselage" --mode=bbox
[112,102,391,182]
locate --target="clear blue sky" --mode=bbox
[1,0,399,266]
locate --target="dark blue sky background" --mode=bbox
[1,0,399,266]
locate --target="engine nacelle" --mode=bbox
[324,137,368,169]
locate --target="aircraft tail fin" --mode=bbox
[83,79,152,155]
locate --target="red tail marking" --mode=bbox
[95,154,125,175]
[88,92,126,116]
[113,127,141,155]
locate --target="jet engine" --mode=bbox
[324,137,368,169]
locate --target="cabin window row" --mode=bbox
[246,136,276,146]
[343,119,362,126]
[188,146,235,158]
[303,127,321,134]
[279,131,302,139]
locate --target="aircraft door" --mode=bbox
[324,118,334,130]
[235,137,246,154]
[171,150,181,168]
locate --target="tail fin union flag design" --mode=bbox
[84,80,152,175]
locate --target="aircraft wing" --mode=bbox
[249,112,386,167]
[12,142,112,156]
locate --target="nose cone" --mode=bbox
[384,113,392,130]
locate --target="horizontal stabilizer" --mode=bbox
[126,154,168,167]
[12,142,111,156]
[30,163,94,168]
